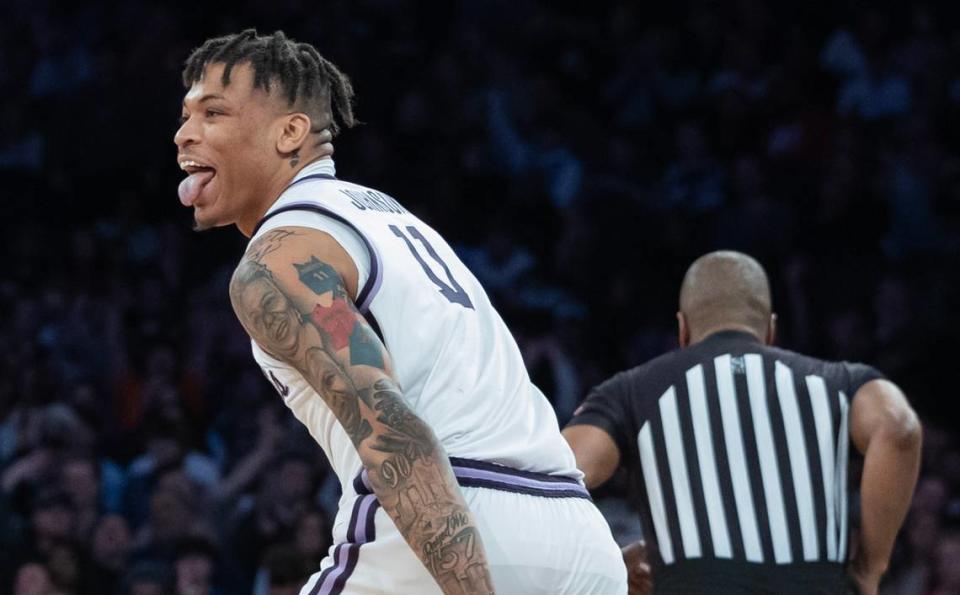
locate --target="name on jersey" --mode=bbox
[340,189,407,214]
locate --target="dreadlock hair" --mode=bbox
[182,29,356,138]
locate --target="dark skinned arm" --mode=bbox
[562,424,621,490]
[848,379,922,595]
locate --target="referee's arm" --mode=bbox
[564,382,652,595]
[849,378,922,594]
[562,425,620,489]
[563,374,635,489]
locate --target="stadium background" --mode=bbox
[2,1,959,593]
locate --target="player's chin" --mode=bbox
[192,211,216,232]
[191,201,232,232]
[191,178,229,230]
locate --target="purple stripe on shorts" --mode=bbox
[327,543,360,594]
[355,469,374,495]
[364,501,380,543]
[352,496,375,543]
[457,477,590,499]
[308,493,379,595]
[448,457,582,483]
[353,458,590,500]
[451,466,590,496]
[307,543,345,595]
[352,471,369,495]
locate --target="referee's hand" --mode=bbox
[622,541,652,595]
[847,561,882,595]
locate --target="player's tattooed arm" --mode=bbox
[229,227,495,595]
[247,228,300,262]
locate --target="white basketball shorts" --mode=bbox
[299,458,627,594]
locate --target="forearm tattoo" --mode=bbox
[229,230,493,595]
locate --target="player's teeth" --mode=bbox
[180,160,211,170]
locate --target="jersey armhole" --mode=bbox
[253,205,382,314]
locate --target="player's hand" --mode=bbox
[622,541,652,595]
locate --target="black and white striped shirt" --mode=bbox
[570,331,882,588]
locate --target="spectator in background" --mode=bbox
[132,468,213,564]
[121,561,172,595]
[931,526,960,595]
[222,451,318,591]
[89,514,132,595]
[292,510,329,571]
[522,329,582,423]
[27,490,76,560]
[660,122,727,214]
[210,404,283,505]
[837,53,913,120]
[173,537,220,595]
[14,562,58,595]
[59,454,101,543]
[252,545,310,595]
[458,232,537,301]
[44,541,86,595]
[124,414,218,530]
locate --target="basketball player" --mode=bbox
[564,251,922,594]
[174,29,625,595]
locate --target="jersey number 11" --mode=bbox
[390,225,474,309]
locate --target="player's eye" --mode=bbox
[178,114,189,125]
[205,109,222,118]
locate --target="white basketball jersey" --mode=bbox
[249,159,581,491]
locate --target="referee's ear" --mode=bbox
[765,313,777,346]
[677,311,691,347]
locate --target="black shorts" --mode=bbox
[654,560,855,594]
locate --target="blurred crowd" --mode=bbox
[2,1,960,594]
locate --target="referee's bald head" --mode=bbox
[677,251,776,346]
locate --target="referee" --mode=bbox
[564,251,922,594]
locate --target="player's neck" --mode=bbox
[235,154,330,238]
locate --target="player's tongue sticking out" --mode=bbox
[178,170,215,206]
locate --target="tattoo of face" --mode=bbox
[303,347,373,444]
[231,261,304,360]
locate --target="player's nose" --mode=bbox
[173,116,200,149]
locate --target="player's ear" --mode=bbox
[276,112,312,155]
[766,313,777,346]
[677,312,690,347]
